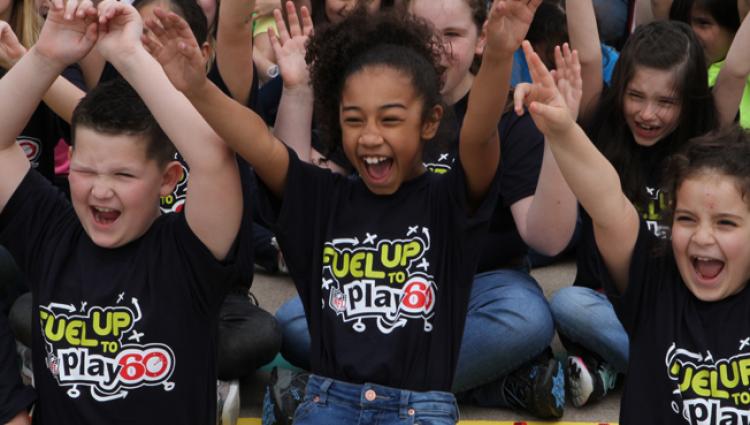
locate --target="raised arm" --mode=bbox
[520,41,638,294]
[0,22,86,124]
[0,0,97,211]
[216,0,255,104]
[271,3,313,159]
[510,44,580,255]
[143,8,289,197]
[565,0,602,120]
[97,0,242,260]
[713,10,750,127]
[460,0,540,207]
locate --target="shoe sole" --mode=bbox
[566,356,593,407]
[221,382,240,425]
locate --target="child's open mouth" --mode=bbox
[634,122,662,138]
[692,256,724,281]
[91,206,121,225]
[362,156,393,182]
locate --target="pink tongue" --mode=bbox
[96,210,120,223]
[695,259,723,279]
[367,159,392,180]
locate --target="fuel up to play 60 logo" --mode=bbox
[321,226,436,335]
[39,295,176,402]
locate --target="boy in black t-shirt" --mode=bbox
[0,0,242,423]
[519,39,750,424]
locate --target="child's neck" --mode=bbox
[444,74,474,106]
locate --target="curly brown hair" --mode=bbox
[305,7,445,156]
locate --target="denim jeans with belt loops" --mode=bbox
[293,374,459,425]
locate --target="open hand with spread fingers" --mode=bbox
[142,8,208,95]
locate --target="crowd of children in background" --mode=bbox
[1,0,750,424]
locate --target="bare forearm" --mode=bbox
[42,76,86,124]
[217,0,255,103]
[273,85,313,162]
[186,79,289,195]
[0,48,64,149]
[547,124,628,228]
[461,53,511,147]
[650,0,673,20]
[566,0,602,118]
[110,49,231,169]
[523,141,577,255]
[714,12,750,126]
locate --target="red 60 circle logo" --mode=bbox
[401,277,435,314]
[117,346,174,384]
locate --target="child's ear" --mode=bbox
[159,161,184,196]
[200,41,213,62]
[476,24,488,56]
[421,104,444,140]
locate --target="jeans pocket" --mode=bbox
[292,399,320,423]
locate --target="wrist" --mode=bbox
[26,46,68,76]
[106,44,146,74]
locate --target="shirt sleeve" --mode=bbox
[0,170,77,291]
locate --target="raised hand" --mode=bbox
[515,41,573,136]
[96,0,144,62]
[142,8,208,95]
[269,1,313,88]
[551,43,583,120]
[484,0,542,58]
[0,22,26,69]
[33,0,98,68]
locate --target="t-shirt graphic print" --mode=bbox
[39,292,175,402]
[321,226,436,335]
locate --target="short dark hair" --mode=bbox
[664,125,750,215]
[306,8,444,156]
[671,0,741,32]
[71,78,177,166]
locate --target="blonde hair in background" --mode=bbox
[11,0,42,48]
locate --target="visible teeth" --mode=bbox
[363,156,387,165]
[94,207,116,213]
[694,256,715,262]
[637,123,657,130]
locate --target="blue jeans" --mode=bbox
[294,374,459,425]
[549,286,629,373]
[275,269,555,393]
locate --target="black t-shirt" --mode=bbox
[0,171,239,425]
[574,148,670,289]
[0,65,85,185]
[424,94,544,271]
[0,311,36,423]
[599,223,750,424]
[258,149,496,392]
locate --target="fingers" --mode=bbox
[522,40,554,88]
[513,83,532,115]
[300,5,313,36]
[272,8,291,45]
[285,1,301,38]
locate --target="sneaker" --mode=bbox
[459,351,565,419]
[216,379,240,425]
[566,356,617,407]
[501,354,566,418]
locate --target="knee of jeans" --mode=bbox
[550,287,595,321]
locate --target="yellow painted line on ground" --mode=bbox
[238,419,617,425]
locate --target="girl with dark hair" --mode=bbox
[309,0,394,24]
[519,34,750,423]
[549,19,720,408]
[145,1,540,422]
[273,0,575,418]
